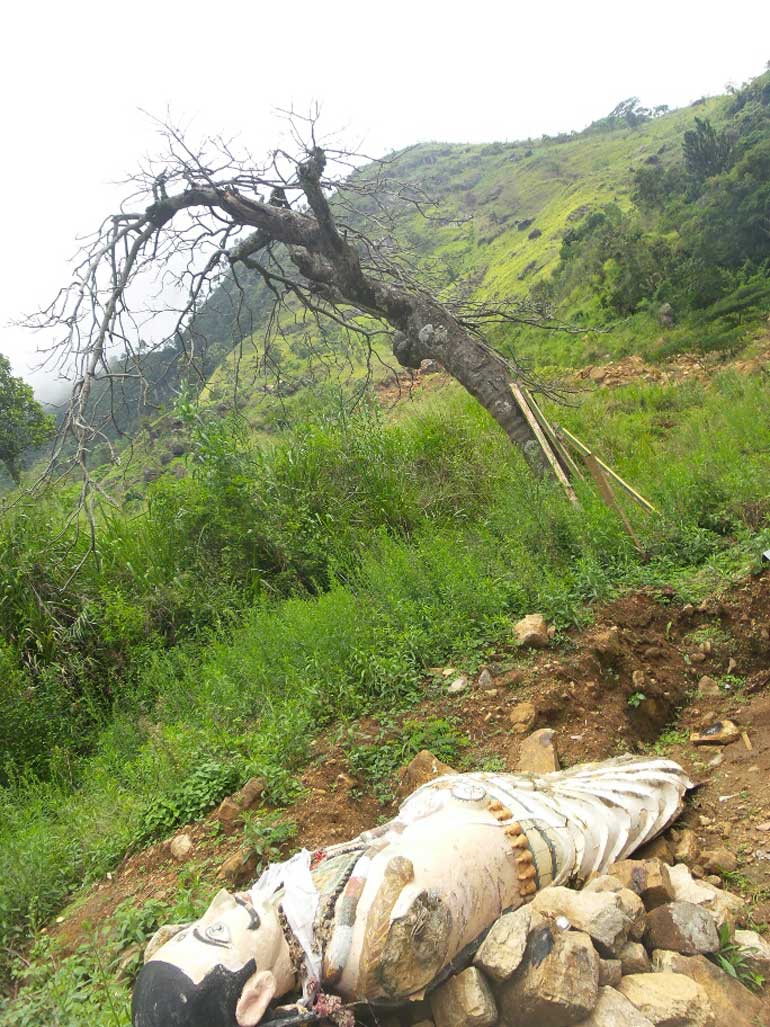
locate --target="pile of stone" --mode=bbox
[419,857,770,1027]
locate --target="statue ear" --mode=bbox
[235,969,277,1026]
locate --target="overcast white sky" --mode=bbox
[2,0,769,394]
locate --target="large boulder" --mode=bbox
[643,902,720,956]
[667,863,745,929]
[397,750,456,799]
[169,833,193,861]
[650,951,769,1027]
[473,906,538,983]
[618,940,651,975]
[517,728,559,774]
[497,925,599,1025]
[579,986,655,1026]
[508,702,537,735]
[429,967,497,1027]
[531,884,643,956]
[617,972,715,1026]
[513,613,549,649]
[734,928,770,978]
[607,858,675,910]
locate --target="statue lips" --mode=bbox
[132,958,257,1027]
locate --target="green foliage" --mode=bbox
[627,691,646,709]
[133,758,241,847]
[683,117,734,185]
[650,728,689,755]
[0,353,54,484]
[347,717,470,804]
[711,922,766,992]
[242,813,298,874]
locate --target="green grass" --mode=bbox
[3,372,770,993]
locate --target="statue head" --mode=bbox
[132,888,294,1027]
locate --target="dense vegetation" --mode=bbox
[531,72,770,346]
[2,70,770,1025]
[0,355,54,485]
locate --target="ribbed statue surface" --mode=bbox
[132,755,692,1027]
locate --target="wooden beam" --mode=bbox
[554,425,658,514]
[520,386,585,481]
[583,452,644,552]
[510,384,579,504]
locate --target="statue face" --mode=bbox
[132,889,290,1027]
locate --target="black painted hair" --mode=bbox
[132,958,257,1027]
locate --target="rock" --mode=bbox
[530,886,638,956]
[618,972,715,1026]
[619,940,652,975]
[397,750,456,799]
[216,776,266,830]
[672,829,700,867]
[590,626,622,662]
[579,986,656,1027]
[473,906,538,983]
[635,835,674,865]
[517,728,559,774]
[447,675,468,694]
[734,928,770,977]
[216,796,244,831]
[650,952,767,1027]
[429,967,497,1027]
[643,902,720,956]
[218,846,257,885]
[513,613,549,649]
[508,702,537,735]
[598,958,622,987]
[497,668,524,688]
[477,668,493,688]
[607,858,675,910]
[700,846,737,875]
[667,863,745,929]
[497,926,599,1026]
[237,776,266,810]
[169,833,193,861]
[689,720,740,746]
[697,676,721,698]
[528,227,542,240]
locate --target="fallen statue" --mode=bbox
[132,755,691,1027]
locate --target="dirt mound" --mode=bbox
[577,345,770,390]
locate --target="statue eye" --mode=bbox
[205,922,231,945]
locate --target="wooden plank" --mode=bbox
[554,424,658,514]
[510,383,579,504]
[583,452,645,552]
[520,387,585,481]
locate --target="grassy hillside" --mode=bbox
[88,72,770,489]
[2,72,770,1024]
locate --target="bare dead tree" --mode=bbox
[26,112,577,521]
